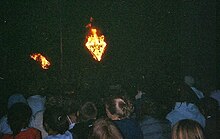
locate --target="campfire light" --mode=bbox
[85,18,107,61]
[30,53,51,69]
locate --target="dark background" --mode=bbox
[0,1,217,100]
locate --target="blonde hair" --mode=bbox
[172,119,206,139]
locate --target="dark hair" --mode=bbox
[7,102,32,136]
[105,96,133,119]
[89,118,123,139]
[172,119,206,139]
[43,106,69,134]
[79,102,97,121]
[175,82,199,104]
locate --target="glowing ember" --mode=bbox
[85,28,107,61]
[30,53,51,69]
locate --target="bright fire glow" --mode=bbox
[85,28,107,61]
[30,53,51,69]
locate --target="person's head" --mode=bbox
[7,102,32,136]
[43,106,69,135]
[79,101,97,121]
[174,82,199,104]
[89,118,123,139]
[172,119,206,139]
[105,96,133,120]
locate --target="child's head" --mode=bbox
[79,101,97,121]
[43,106,69,135]
[7,102,32,136]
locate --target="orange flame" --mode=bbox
[85,28,107,61]
[30,53,51,69]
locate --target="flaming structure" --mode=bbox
[30,53,51,69]
[85,18,107,61]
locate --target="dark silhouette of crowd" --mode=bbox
[0,75,219,139]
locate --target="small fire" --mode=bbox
[85,18,107,61]
[30,53,51,69]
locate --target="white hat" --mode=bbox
[27,95,46,115]
[8,94,27,109]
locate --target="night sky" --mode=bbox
[0,1,217,98]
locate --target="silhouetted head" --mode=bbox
[79,101,97,121]
[174,82,199,104]
[7,102,32,136]
[43,106,69,135]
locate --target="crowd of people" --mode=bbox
[0,75,219,139]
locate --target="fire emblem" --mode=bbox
[85,18,107,61]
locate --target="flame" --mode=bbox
[30,53,51,69]
[85,28,107,61]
